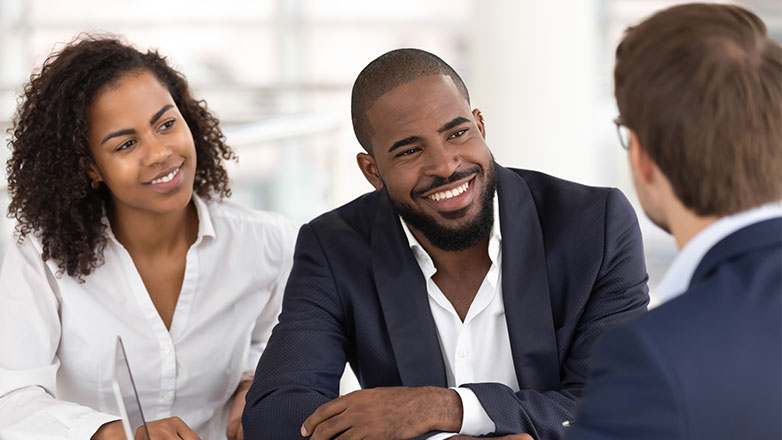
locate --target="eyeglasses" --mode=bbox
[613,117,631,150]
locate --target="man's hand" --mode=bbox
[301,386,462,440]
[226,379,253,440]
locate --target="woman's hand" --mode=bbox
[92,420,125,439]
[138,417,200,439]
[91,417,200,440]
[226,379,253,440]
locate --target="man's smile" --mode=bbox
[419,175,477,212]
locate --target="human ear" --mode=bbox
[473,108,486,139]
[87,162,104,184]
[628,130,657,186]
[356,152,384,190]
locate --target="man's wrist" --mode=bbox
[423,386,463,433]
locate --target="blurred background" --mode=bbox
[0,0,780,305]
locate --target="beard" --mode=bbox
[391,161,497,252]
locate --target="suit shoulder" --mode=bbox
[511,168,628,212]
[506,168,635,227]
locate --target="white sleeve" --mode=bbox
[453,386,495,436]
[423,387,497,439]
[0,236,119,439]
[243,217,298,374]
[426,433,459,440]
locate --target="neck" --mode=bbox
[109,199,198,256]
[665,199,720,250]
[408,226,492,278]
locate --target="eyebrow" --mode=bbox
[100,104,175,145]
[386,116,471,154]
[438,116,470,133]
[388,136,421,154]
[150,104,174,125]
[100,128,135,145]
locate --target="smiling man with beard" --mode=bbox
[243,49,649,440]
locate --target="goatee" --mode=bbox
[393,162,497,252]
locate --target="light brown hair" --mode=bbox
[615,3,782,216]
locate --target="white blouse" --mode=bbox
[0,195,297,439]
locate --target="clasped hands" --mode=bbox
[300,386,532,440]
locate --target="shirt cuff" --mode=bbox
[70,411,121,440]
[452,386,495,436]
[426,433,459,440]
[240,370,255,383]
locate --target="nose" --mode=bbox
[141,134,172,167]
[423,139,460,178]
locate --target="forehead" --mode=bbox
[88,70,174,131]
[365,75,470,144]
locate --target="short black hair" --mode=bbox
[351,48,470,153]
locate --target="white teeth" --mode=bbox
[150,167,179,185]
[428,181,470,201]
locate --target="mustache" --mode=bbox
[412,165,483,197]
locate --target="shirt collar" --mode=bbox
[103,194,216,247]
[191,194,216,243]
[399,193,502,274]
[654,202,782,305]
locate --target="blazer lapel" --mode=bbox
[372,190,448,387]
[497,165,560,391]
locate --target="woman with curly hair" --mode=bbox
[0,36,296,439]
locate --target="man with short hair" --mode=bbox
[243,49,649,439]
[567,4,782,440]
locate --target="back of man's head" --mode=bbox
[615,3,782,217]
[351,48,470,154]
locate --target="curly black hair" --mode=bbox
[6,34,236,279]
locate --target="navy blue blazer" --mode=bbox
[243,166,649,439]
[567,218,782,440]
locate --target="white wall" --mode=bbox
[470,0,610,187]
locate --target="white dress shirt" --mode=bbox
[654,203,782,305]
[0,195,297,439]
[400,196,519,439]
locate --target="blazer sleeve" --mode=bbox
[565,323,679,440]
[242,223,349,439]
[463,189,650,439]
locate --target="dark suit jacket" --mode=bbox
[243,166,649,439]
[567,218,782,440]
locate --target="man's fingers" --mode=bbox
[333,428,367,440]
[301,397,348,436]
[309,412,352,440]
